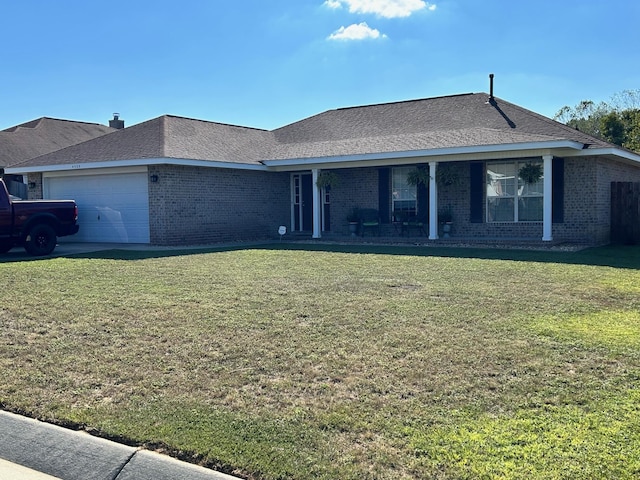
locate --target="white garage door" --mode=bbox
[46,172,150,243]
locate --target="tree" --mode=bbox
[628,112,640,152]
[598,109,640,152]
[554,100,610,138]
[554,90,640,153]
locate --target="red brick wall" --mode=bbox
[148,165,290,245]
[327,167,379,235]
[444,157,640,244]
[26,173,43,200]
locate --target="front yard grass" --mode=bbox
[1,244,640,479]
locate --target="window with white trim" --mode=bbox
[486,160,543,222]
[392,167,417,219]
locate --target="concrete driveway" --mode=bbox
[0,242,212,261]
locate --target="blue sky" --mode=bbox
[2,0,639,131]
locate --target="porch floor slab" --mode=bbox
[285,233,590,251]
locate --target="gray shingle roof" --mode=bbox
[271,93,611,149]
[163,116,275,163]
[0,118,115,168]
[7,93,620,170]
[8,116,275,168]
[265,127,564,161]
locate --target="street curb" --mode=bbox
[0,411,240,480]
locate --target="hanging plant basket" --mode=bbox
[519,163,543,184]
[406,167,430,186]
[436,164,461,187]
[407,165,460,187]
[316,171,340,189]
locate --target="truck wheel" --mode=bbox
[24,224,57,256]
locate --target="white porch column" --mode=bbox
[542,155,553,242]
[429,162,439,240]
[312,168,321,239]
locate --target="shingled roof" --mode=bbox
[266,93,613,160]
[7,93,625,171]
[0,117,115,168]
[8,115,276,169]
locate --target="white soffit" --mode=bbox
[262,140,586,169]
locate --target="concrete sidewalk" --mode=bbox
[0,411,240,480]
[0,457,60,479]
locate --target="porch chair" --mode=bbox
[402,212,427,237]
[358,208,380,237]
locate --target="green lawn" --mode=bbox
[1,244,640,479]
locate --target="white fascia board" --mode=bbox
[261,140,585,168]
[4,157,269,175]
[43,165,149,178]
[564,147,640,163]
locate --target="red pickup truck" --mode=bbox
[0,179,79,256]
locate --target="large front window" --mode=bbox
[486,160,543,222]
[392,166,417,219]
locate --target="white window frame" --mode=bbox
[486,160,544,223]
[392,166,417,220]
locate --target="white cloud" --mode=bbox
[327,22,387,40]
[324,0,436,18]
[324,0,343,9]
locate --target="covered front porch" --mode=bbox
[286,155,558,244]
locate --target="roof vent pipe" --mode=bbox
[109,113,125,129]
[489,73,494,100]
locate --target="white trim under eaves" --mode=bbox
[4,157,269,175]
[564,147,640,163]
[261,140,585,168]
[43,165,148,178]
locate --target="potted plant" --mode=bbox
[439,207,453,238]
[316,171,340,189]
[519,162,543,184]
[346,208,359,236]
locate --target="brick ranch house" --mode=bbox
[6,92,640,246]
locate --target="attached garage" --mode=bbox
[44,168,150,243]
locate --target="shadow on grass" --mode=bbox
[63,242,640,270]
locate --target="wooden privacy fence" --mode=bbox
[611,182,640,244]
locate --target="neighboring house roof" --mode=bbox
[0,117,115,168]
[7,93,639,173]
